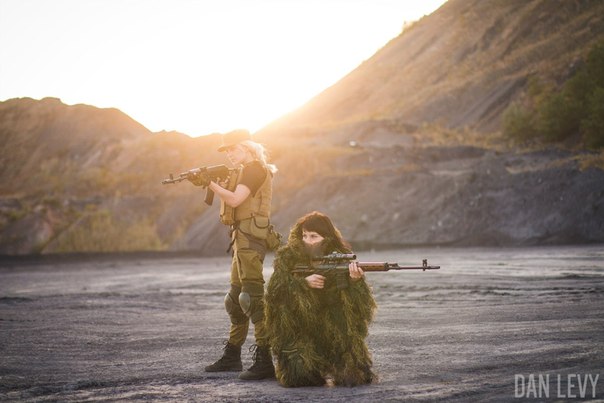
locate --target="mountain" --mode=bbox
[0,97,226,254]
[256,0,604,248]
[1,0,604,255]
[263,0,604,135]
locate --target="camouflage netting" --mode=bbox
[265,222,377,387]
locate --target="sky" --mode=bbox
[0,0,447,137]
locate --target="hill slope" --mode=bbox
[253,0,604,249]
[263,0,604,135]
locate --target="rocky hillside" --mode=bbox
[1,0,604,255]
[0,97,226,255]
[264,137,604,248]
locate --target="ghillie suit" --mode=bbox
[265,223,377,387]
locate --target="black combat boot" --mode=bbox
[239,344,276,380]
[205,342,243,372]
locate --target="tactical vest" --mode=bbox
[219,163,272,226]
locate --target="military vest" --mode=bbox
[219,163,272,226]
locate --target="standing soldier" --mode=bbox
[194,129,279,380]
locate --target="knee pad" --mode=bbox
[239,283,266,324]
[224,285,247,325]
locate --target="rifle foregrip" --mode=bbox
[358,262,389,271]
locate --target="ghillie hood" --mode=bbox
[282,219,351,264]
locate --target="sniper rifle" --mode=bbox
[292,252,440,289]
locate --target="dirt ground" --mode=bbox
[1,246,603,402]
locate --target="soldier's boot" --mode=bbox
[239,344,275,380]
[204,341,243,372]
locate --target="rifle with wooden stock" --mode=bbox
[291,253,440,289]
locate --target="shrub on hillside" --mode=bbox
[503,40,604,149]
[537,91,582,142]
[502,102,536,141]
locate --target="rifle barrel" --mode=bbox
[359,262,440,271]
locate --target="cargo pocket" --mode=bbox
[239,216,270,240]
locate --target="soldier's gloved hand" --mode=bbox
[188,172,211,187]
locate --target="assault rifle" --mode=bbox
[292,253,440,289]
[161,164,231,205]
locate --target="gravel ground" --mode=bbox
[1,246,603,402]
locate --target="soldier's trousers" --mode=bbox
[227,226,268,347]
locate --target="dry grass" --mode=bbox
[414,123,511,151]
[576,151,604,171]
[52,209,166,253]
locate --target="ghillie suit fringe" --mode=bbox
[265,224,377,387]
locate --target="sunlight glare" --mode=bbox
[0,0,448,136]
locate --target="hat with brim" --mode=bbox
[217,129,252,152]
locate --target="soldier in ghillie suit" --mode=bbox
[265,211,377,387]
[198,129,280,380]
